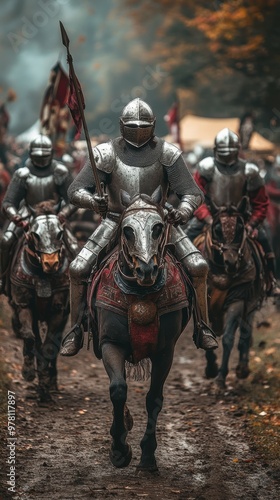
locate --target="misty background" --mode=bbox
[1,0,280,142]
[0,0,172,137]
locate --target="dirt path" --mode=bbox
[0,297,279,500]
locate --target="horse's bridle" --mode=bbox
[119,204,168,279]
[206,211,247,270]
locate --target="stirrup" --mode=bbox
[193,320,218,350]
[60,324,84,356]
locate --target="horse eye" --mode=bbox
[152,223,163,240]
[31,232,40,243]
[123,226,135,243]
[213,223,222,238]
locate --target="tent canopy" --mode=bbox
[16,120,40,144]
[166,114,275,153]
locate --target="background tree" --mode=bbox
[124,0,280,141]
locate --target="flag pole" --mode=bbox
[59,21,103,197]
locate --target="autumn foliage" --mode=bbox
[124,0,280,125]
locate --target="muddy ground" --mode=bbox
[0,296,279,500]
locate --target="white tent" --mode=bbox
[164,115,275,153]
[16,120,41,144]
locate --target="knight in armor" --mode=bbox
[60,98,218,356]
[0,134,78,295]
[186,127,280,296]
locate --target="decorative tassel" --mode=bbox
[125,358,151,381]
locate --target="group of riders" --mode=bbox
[0,98,279,360]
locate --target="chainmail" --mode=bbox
[67,161,108,200]
[166,156,204,199]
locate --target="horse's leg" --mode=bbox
[138,311,183,473]
[33,320,52,403]
[47,292,69,392]
[102,342,132,468]
[17,306,36,382]
[205,349,219,379]
[22,338,36,382]
[138,347,175,472]
[39,293,68,400]
[17,306,35,340]
[216,301,244,389]
[236,311,253,379]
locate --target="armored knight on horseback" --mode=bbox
[0,134,78,296]
[186,127,280,297]
[60,98,218,356]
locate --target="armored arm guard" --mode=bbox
[246,162,269,226]
[68,163,108,209]
[2,167,29,220]
[68,143,114,209]
[245,163,264,191]
[161,142,204,223]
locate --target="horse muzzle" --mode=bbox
[132,256,158,286]
[224,252,240,274]
[40,251,61,273]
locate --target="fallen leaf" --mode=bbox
[265,347,276,356]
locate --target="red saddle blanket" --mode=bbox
[88,252,189,363]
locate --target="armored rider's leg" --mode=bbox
[171,226,218,350]
[60,218,117,356]
[0,230,17,295]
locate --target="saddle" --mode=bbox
[87,250,191,363]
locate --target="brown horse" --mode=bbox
[88,188,193,472]
[9,201,71,402]
[195,197,266,389]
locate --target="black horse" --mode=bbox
[9,201,71,402]
[195,197,266,389]
[88,188,192,472]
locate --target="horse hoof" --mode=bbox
[205,362,219,379]
[136,461,159,475]
[236,362,250,379]
[38,390,54,405]
[110,444,132,468]
[49,384,59,393]
[22,357,35,382]
[214,373,226,390]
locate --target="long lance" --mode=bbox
[59,21,103,198]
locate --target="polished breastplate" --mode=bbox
[107,157,169,213]
[207,167,247,206]
[25,174,58,206]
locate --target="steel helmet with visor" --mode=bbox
[120,98,156,148]
[29,134,53,168]
[214,128,240,167]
